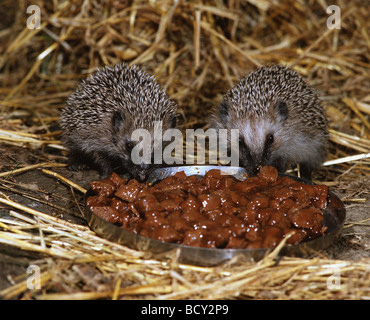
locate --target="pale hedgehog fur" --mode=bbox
[210,65,329,180]
[60,63,178,180]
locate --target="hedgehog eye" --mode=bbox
[126,141,134,151]
[262,133,274,160]
[266,133,274,145]
[238,136,245,146]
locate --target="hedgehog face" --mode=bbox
[217,98,290,176]
[238,121,281,176]
[210,65,328,179]
[111,109,177,181]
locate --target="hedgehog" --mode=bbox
[60,63,178,181]
[210,65,329,180]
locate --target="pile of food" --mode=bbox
[86,166,328,249]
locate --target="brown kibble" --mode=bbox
[198,193,221,211]
[160,199,180,211]
[115,183,141,202]
[91,206,121,224]
[168,213,190,232]
[290,207,325,238]
[86,194,109,207]
[313,185,329,209]
[183,229,205,247]
[247,194,270,210]
[238,208,258,225]
[151,225,182,243]
[226,236,248,249]
[180,194,201,214]
[285,228,308,245]
[257,165,278,182]
[141,213,167,230]
[292,183,316,198]
[271,186,294,203]
[262,226,284,248]
[244,224,262,242]
[90,178,116,197]
[134,195,161,213]
[111,198,130,213]
[232,180,261,193]
[228,190,248,206]
[267,210,290,229]
[203,226,230,248]
[109,172,127,188]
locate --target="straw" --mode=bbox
[0,0,369,300]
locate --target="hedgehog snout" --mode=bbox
[136,162,150,182]
[238,139,268,176]
[253,164,263,175]
[246,160,264,177]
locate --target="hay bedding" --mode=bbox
[0,0,369,300]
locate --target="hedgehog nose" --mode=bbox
[138,172,146,181]
[140,162,149,170]
[137,162,149,182]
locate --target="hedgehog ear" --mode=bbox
[219,100,230,123]
[112,110,125,134]
[276,101,288,122]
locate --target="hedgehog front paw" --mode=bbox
[67,152,90,171]
[68,161,90,171]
